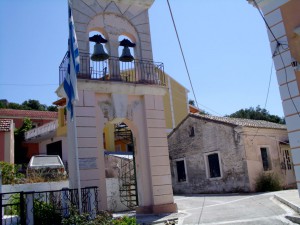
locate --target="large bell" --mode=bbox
[119,46,134,62]
[91,43,109,61]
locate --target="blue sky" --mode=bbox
[0,0,284,117]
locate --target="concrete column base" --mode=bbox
[136,203,178,214]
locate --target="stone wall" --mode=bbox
[168,116,250,194]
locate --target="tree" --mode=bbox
[189,99,195,106]
[7,102,23,110]
[227,105,285,124]
[199,110,210,115]
[47,105,58,112]
[22,99,47,111]
[0,99,57,111]
[14,118,33,164]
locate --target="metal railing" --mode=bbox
[59,52,165,86]
[1,186,98,225]
[24,120,58,141]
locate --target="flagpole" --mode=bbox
[67,0,82,214]
[73,105,82,214]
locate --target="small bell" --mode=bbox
[89,34,109,61]
[119,38,136,62]
[119,46,134,62]
[91,43,109,61]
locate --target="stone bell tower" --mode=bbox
[58,0,177,214]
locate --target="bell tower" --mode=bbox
[58,0,177,214]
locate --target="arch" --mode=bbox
[88,13,140,57]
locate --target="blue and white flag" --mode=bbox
[63,0,80,119]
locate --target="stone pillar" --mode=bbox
[107,35,121,80]
[136,95,177,214]
[67,90,107,210]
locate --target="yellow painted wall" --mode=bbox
[56,107,67,137]
[103,123,115,151]
[164,74,189,130]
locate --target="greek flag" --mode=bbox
[63,1,80,119]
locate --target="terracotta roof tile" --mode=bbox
[0,109,57,119]
[191,113,286,129]
[0,119,13,132]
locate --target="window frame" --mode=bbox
[204,151,223,180]
[174,158,188,183]
[260,146,272,171]
[189,126,195,137]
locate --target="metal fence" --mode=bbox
[59,52,165,86]
[1,186,98,225]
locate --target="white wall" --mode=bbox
[2,180,69,193]
[39,136,68,162]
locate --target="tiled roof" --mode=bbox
[0,109,57,119]
[191,113,286,130]
[0,119,13,132]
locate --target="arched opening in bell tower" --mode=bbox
[87,30,110,80]
[118,35,136,82]
[103,121,138,210]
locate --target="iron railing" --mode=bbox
[104,151,138,210]
[59,52,165,86]
[1,186,98,225]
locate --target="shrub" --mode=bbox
[0,161,25,184]
[62,208,137,225]
[26,168,67,183]
[255,172,282,192]
[34,199,62,225]
[4,194,61,225]
[62,207,113,225]
[4,193,20,215]
[112,215,136,225]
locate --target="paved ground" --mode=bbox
[134,189,300,225]
[175,192,297,224]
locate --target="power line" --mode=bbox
[252,0,300,118]
[166,0,200,110]
[250,0,297,143]
[0,83,58,86]
[264,61,274,108]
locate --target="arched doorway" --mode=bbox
[103,122,138,210]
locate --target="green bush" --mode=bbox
[112,215,136,225]
[0,161,24,184]
[34,199,62,225]
[5,194,61,225]
[62,207,113,225]
[62,208,137,225]
[255,172,282,192]
[4,193,20,215]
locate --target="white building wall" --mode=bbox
[248,0,300,193]
[39,136,68,162]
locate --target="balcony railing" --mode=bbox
[59,52,165,86]
[25,120,58,141]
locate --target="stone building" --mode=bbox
[168,113,295,194]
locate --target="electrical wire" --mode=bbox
[264,61,274,108]
[250,0,299,143]
[0,83,58,86]
[250,60,275,142]
[253,0,300,118]
[166,0,200,110]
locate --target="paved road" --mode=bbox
[175,192,298,225]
